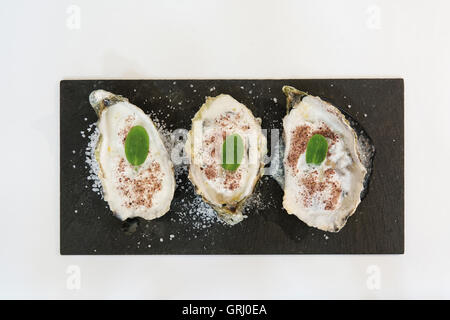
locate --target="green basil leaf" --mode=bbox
[222,133,244,171]
[305,134,328,165]
[125,125,149,166]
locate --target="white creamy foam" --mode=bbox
[96,98,175,221]
[283,94,367,232]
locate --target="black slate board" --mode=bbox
[60,79,404,254]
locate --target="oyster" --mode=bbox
[282,86,368,232]
[89,90,175,221]
[185,94,267,225]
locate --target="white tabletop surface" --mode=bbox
[1,0,449,299]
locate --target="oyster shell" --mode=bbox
[185,94,267,225]
[282,86,369,232]
[89,90,175,221]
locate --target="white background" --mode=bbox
[1,0,449,299]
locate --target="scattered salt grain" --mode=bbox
[84,123,103,197]
[175,166,221,231]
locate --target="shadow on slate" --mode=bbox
[60,79,404,255]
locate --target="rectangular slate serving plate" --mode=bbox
[60,79,404,254]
